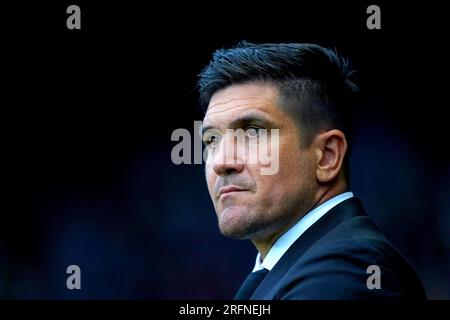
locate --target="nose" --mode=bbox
[213,159,245,177]
[212,134,245,176]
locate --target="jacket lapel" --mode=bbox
[251,197,367,299]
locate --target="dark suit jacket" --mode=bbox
[246,197,426,299]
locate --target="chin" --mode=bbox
[219,227,250,239]
[217,205,264,239]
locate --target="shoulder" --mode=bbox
[274,216,426,299]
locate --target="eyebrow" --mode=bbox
[201,112,276,136]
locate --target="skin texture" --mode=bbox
[203,82,348,259]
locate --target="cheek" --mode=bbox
[205,164,216,196]
[278,133,314,177]
[255,148,312,199]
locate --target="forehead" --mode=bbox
[203,83,285,125]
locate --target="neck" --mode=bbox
[251,178,348,260]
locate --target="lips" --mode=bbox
[218,185,248,197]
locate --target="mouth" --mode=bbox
[218,185,248,198]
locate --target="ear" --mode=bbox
[314,130,347,183]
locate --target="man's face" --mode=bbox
[203,83,318,241]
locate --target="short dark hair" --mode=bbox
[197,41,359,180]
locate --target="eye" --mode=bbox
[204,133,219,147]
[245,126,262,139]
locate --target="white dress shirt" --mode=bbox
[252,191,354,272]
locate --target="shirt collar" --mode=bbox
[252,191,354,272]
